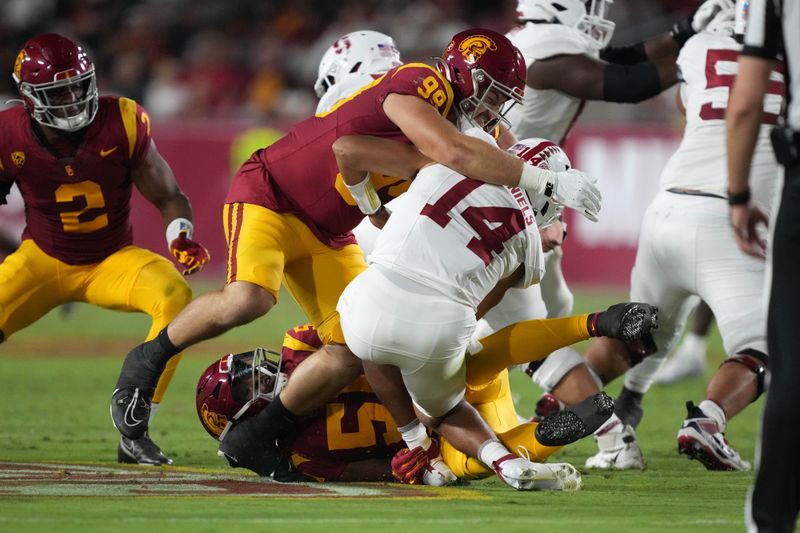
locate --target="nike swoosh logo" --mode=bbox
[100,147,118,157]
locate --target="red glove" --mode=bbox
[391,446,428,484]
[169,234,210,276]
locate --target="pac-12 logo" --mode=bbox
[458,35,497,64]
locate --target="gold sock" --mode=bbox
[467,314,590,384]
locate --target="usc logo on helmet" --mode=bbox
[458,35,497,64]
[201,403,228,436]
[13,50,26,80]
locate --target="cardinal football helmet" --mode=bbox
[314,30,402,98]
[517,0,615,49]
[196,348,287,440]
[507,138,572,227]
[436,28,526,132]
[12,33,98,132]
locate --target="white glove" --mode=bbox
[551,169,601,223]
[691,0,735,33]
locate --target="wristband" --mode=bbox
[518,163,553,196]
[344,173,382,215]
[728,188,751,206]
[166,217,193,244]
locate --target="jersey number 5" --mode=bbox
[421,178,526,266]
[700,49,784,124]
[56,180,109,233]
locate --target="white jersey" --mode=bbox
[315,72,382,115]
[369,164,544,309]
[660,31,784,207]
[506,23,598,142]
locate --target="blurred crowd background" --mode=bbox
[0,0,696,126]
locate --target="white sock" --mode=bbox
[148,402,160,425]
[397,419,431,451]
[698,400,727,432]
[478,439,511,467]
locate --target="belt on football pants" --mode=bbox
[666,187,726,200]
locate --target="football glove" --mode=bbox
[391,446,428,484]
[169,234,210,276]
[551,169,602,222]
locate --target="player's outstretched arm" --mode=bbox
[332,135,430,185]
[132,141,209,274]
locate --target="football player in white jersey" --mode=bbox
[337,129,604,490]
[482,0,736,470]
[314,30,402,115]
[583,3,784,471]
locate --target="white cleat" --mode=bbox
[422,454,458,486]
[492,454,582,491]
[585,418,645,470]
[677,401,751,471]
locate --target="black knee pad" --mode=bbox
[721,349,768,398]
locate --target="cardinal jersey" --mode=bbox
[281,325,403,481]
[505,23,597,143]
[660,31,784,205]
[0,96,151,264]
[226,63,454,247]
[369,163,544,309]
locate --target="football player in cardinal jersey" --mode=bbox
[0,34,209,465]
[583,3,782,471]
[111,27,601,480]
[488,0,736,470]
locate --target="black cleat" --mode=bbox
[219,416,311,482]
[535,392,615,446]
[592,303,659,341]
[111,387,151,440]
[111,340,168,439]
[118,433,173,466]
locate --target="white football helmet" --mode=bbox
[516,0,615,49]
[314,30,402,98]
[507,137,572,227]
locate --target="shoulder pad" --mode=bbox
[508,24,595,64]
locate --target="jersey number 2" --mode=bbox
[55,180,109,233]
[420,178,526,266]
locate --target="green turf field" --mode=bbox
[0,285,761,532]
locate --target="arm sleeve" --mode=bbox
[516,229,545,289]
[742,0,782,59]
[602,62,663,103]
[599,42,648,64]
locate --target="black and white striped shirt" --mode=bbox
[743,0,799,130]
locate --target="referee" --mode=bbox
[727,0,800,531]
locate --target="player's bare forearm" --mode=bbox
[338,459,395,482]
[332,135,430,185]
[384,93,525,186]
[726,56,774,193]
[643,33,680,61]
[132,141,193,225]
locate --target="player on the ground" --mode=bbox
[0,34,209,465]
[482,0,735,470]
[583,3,783,471]
[111,28,601,478]
[197,295,657,484]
